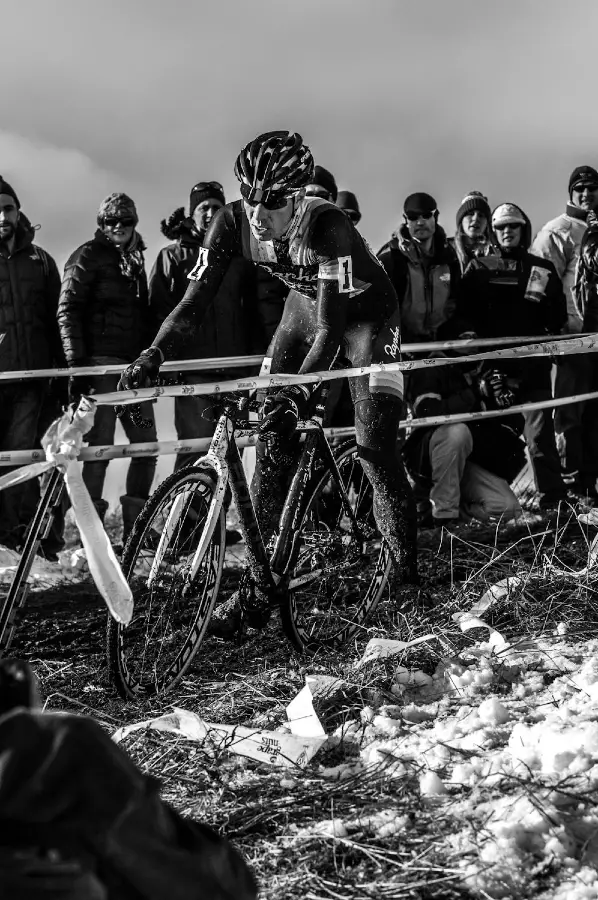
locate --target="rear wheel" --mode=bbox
[106,466,225,698]
[280,442,391,652]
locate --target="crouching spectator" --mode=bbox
[0,177,63,551]
[58,193,157,542]
[457,203,570,509]
[0,659,257,900]
[403,346,523,527]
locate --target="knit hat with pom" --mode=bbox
[456,191,491,228]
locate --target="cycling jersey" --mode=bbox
[153,195,403,400]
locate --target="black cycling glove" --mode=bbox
[259,385,311,439]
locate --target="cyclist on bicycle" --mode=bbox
[119,131,418,634]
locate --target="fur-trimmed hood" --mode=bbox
[160,207,200,245]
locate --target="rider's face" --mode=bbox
[244,197,295,241]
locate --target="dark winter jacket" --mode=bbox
[58,229,151,366]
[576,222,598,333]
[0,709,257,900]
[0,215,62,371]
[149,208,258,365]
[403,352,526,484]
[377,225,461,343]
[456,209,567,391]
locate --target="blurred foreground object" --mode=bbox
[0,659,257,900]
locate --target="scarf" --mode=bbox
[118,231,145,285]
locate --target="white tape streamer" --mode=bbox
[5,399,134,625]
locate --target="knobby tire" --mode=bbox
[280,441,392,652]
[106,465,225,698]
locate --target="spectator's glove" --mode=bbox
[259,385,311,439]
[68,375,93,406]
[116,347,163,425]
[478,369,516,409]
[587,210,598,229]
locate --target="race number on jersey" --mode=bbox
[317,256,355,293]
[188,247,210,282]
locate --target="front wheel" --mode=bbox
[106,465,225,699]
[280,442,392,652]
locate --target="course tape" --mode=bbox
[0,333,587,382]
[0,399,133,625]
[3,389,598,468]
[92,334,598,407]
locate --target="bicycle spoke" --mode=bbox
[283,444,391,651]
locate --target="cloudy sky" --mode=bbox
[6,0,598,270]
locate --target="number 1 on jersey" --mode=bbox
[338,255,354,294]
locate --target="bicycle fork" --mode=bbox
[147,415,231,587]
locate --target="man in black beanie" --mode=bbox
[377,191,461,343]
[532,164,598,497]
[0,176,63,552]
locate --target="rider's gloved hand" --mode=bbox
[118,347,163,392]
[116,346,163,420]
[259,385,311,439]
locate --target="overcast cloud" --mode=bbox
[4,0,598,268]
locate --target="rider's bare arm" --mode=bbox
[298,209,354,376]
[151,207,238,361]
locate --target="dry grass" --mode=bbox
[6,503,598,898]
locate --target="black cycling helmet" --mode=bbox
[234,131,315,204]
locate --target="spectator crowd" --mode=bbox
[2,161,598,554]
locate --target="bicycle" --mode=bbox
[106,388,392,699]
[0,468,65,654]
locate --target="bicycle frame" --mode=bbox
[0,468,64,652]
[147,407,363,603]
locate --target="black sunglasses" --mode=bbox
[405,211,435,221]
[240,186,291,210]
[192,180,224,193]
[573,183,598,192]
[104,216,136,228]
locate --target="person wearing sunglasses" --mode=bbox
[377,192,461,345]
[120,129,419,636]
[454,202,569,511]
[532,165,598,499]
[337,190,361,226]
[57,192,158,544]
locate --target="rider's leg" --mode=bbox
[249,291,313,544]
[351,387,419,586]
[209,294,309,637]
